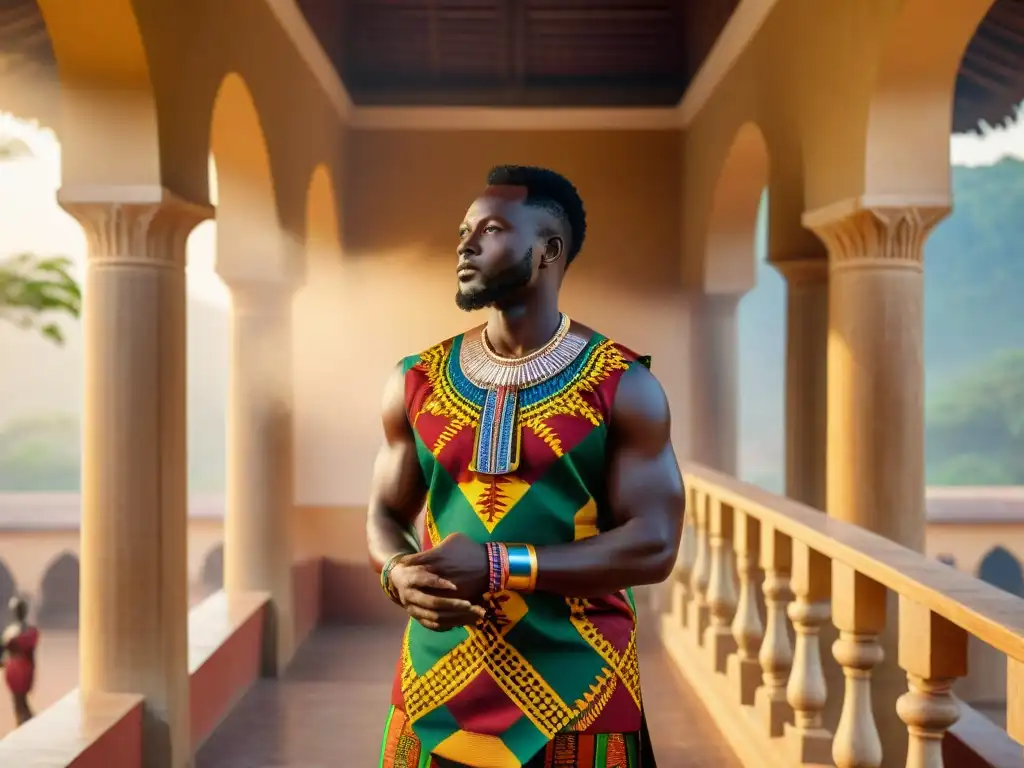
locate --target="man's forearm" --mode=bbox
[528,516,678,598]
[366,504,421,572]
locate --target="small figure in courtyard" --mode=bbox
[1,596,39,726]
[367,165,685,767]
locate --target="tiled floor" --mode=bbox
[196,617,740,767]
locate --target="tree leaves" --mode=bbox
[0,252,82,346]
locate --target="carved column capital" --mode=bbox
[803,201,949,272]
[58,186,213,269]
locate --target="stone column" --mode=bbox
[686,292,741,474]
[771,257,829,510]
[806,201,948,764]
[223,279,297,674]
[805,202,947,549]
[60,188,211,768]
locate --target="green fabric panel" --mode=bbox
[407,620,470,676]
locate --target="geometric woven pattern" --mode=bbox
[391,329,651,766]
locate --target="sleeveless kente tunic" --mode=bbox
[386,329,651,767]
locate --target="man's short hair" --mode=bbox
[486,165,587,265]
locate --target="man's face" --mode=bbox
[455,188,537,312]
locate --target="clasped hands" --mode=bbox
[389,533,491,632]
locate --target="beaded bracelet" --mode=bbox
[380,553,404,605]
[505,544,538,593]
[486,542,509,593]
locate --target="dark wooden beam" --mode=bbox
[345,80,686,108]
[506,0,527,88]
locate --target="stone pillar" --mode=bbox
[805,203,947,549]
[61,188,210,768]
[686,292,741,474]
[771,257,829,510]
[223,279,297,674]
[806,201,948,765]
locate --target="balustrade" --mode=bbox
[660,463,1024,768]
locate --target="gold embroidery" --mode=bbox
[567,598,642,709]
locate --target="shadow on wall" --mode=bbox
[37,552,78,629]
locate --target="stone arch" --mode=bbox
[703,121,770,296]
[864,0,996,200]
[0,559,16,615]
[977,545,1024,596]
[201,543,224,591]
[209,72,289,285]
[34,0,163,187]
[38,551,79,628]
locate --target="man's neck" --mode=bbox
[484,298,562,358]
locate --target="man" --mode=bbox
[367,165,684,767]
[1,596,39,727]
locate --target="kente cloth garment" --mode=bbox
[388,330,652,768]
[380,705,641,767]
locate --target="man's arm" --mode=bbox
[532,364,685,597]
[366,363,428,572]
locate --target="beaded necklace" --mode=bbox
[459,313,588,474]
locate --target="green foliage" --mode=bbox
[925,350,1024,484]
[0,252,82,345]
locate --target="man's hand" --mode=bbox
[404,533,490,601]
[390,560,486,632]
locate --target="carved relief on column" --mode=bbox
[61,192,212,269]
[806,204,949,272]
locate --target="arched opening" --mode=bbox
[704,122,770,297]
[201,543,224,591]
[977,545,1024,596]
[0,559,16,614]
[38,551,79,628]
[701,121,774,485]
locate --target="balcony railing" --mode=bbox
[660,463,1024,768]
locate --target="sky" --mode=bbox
[0,104,1022,311]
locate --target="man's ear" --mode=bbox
[539,236,564,267]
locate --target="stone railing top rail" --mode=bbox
[682,462,1024,661]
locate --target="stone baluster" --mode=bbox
[728,510,763,705]
[755,525,794,737]
[831,564,887,768]
[670,484,698,628]
[704,498,738,672]
[785,541,833,764]
[896,598,968,768]
[688,489,711,645]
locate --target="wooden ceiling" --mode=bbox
[953,0,1024,133]
[297,0,739,107]
[0,0,1019,133]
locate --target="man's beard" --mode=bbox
[454,247,533,312]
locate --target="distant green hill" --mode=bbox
[739,156,1024,490]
